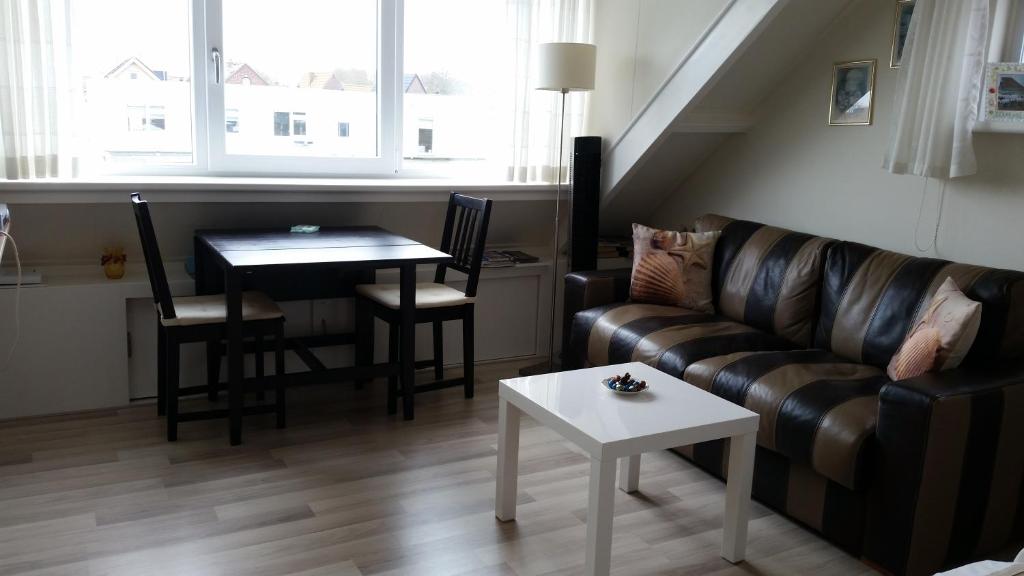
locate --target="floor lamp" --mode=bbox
[528,42,596,373]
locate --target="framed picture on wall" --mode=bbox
[890,0,915,68]
[828,60,877,126]
[985,63,1024,122]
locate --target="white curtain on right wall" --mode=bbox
[883,0,991,179]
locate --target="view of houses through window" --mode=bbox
[67,0,512,177]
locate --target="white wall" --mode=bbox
[586,0,731,146]
[652,0,1024,271]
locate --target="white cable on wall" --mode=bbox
[0,231,21,371]
[913,176,947,255]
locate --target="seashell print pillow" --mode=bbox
[630,223,720,313]
[886,277,982,381]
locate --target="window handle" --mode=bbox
[211,47,222,85]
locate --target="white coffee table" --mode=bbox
[495,362,759,576]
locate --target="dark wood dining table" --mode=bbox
[194,226,452,445]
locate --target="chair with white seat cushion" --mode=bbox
[158,292,283,327]
[355,282,475,310]
[131,193,287,441]
[355,193,492,415]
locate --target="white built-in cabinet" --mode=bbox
[0,262,547,419]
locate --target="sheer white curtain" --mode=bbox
[504,0,592,183]
[883,0,991,179]
[0,0,73,179]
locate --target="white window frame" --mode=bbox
[992,0,1024,63]
[1010,0,1024,62]
[104,0,402,177]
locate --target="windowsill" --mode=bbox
[974,119,1024,134]
[0,256,551,290]
[0,175,559,204]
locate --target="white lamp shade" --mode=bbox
[536,42,596,92]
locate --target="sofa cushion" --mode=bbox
[683,349,890,490]
[815,242,1024,368]
[569,302,797,378]
[629,224,718,312]
[887,277,982,380]
[695,214,832,348]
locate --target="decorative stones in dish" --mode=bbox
[601,372,649,394]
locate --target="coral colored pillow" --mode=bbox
[630,223,719,313]
[887,277,982,381]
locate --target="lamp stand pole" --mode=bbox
[545,88,568,371]
[519,89,569,378]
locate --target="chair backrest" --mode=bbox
[130,193,176,320]
[435,193,493,297]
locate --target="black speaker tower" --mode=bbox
[569,136,601,272]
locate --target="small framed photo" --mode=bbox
[829,60,877,126]
[890,0,915,68]
[985,63,1024,122]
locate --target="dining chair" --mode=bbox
[131,193,287,441]
[355,193,492,415]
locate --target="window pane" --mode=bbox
[69,0,194,167]
[222,0,378,158]
[226,109,240,133]
[403,0,509,177]
[273,112,290,136]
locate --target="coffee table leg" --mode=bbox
[585,457,616,576]
[618,455,640,493]
[495,398,521,521]
[722,431,756,563]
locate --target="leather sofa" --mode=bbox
[563,214,1024,576]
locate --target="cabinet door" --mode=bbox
[445,274,539,362]
[0,285,130,419]
[127,299,313,399]
[126,298,205,400]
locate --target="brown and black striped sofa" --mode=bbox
[563,214,1024,576]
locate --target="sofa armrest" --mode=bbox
[561,269,631,368]
[866,366,1024,576]
[564,268,631,313]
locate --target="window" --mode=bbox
[149,107,166,131]
[293,112,307,137]
[226,109,240,133]
[127,106,146,132]
[273,112,290,136]
[418,127,433,154]
[217,0,389,167]
[61,0,522,177]
[402,0,511,178]
[994,0,1024,63]
[69,0,194,167]
[1011,0,1024,62]
[127,105,167,132]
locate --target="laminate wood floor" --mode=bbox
[0,360,878,576]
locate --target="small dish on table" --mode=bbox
[601,372,649,394]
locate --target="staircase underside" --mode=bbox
[599,0,855,233]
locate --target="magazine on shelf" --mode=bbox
[481,249,539,268]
